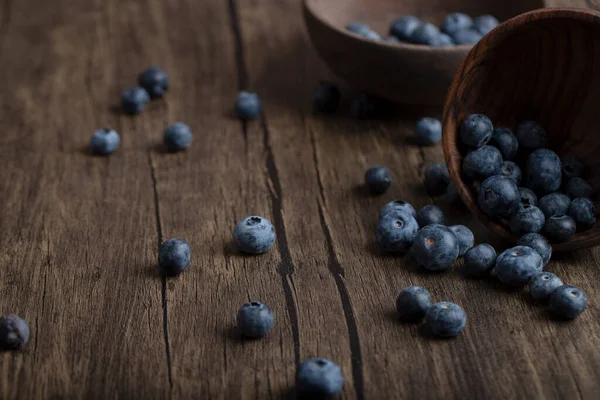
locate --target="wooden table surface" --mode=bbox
[1,0,600,398]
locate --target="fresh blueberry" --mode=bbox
[495,246,543,286]
[412,224,459,271]
[515,121,547,153]
[448,225,474,256]
[415,118,442,146]
[543,215,576,243]
[235,91,262,120]
[365,165,392,194]
[441,13,473,35]
[425,302,467,338]
[525,149,562,196]
[138,67,169,98]
[462,145,503,181]
[437,33,455,46]
[417,205,445,227]
[384,35,401,43]
[473,15,500,35]
[509,204,546,235]
[538,193,571,218]
[312,82,341,113]
[548,285,587,319]
[163,122,192,152]
[561,155,585,180]
[424,163,450,196]
[443,182,461,204]
[362,30,382,41]
[236,302,274,338]
[379,200,417,219]
[490,128,518,160]
[376,211,419,253]
[158,238,191,276]
[529,272,563,302]
[463,244,496,277]
[569,197,596,231]
[478,175,520,218]
[233,216,276,254]
[121,86,150,115]
[518,233,552,266]
[396,286,432,322]
[499,161,522,185]
[460,114,493,148]
[350,93,390,119]
[519,187,538,207]
[451,29,483,45]
[565,177,593,199]
[346,22,372,36]
[90,128,120,155]
[0,314,29,350]
[296,357,344,398]
[389,16,421,41]
[411,23,442,45]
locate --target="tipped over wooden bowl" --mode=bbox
[443,8,600,251]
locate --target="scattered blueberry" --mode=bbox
[362,30,382,41]
[460,114,493,148]
[90,128,120,155]
[478,175,520,218]
[473,15,500,35]
[412,224,459,271]
[525,148,562,196]
[495,246,543,286]
[236,302,274,338]
[158,238,191,276]
[163,122,192,152]
[379,200,417,219]
[296,358,344,398]
[509,204,546,235]
[538,193,571,218]
[424,163,451,196]
[529,272,563,302]
[233,216,276,254]
[417,205,445,227]
[138,67,169,98]
[411,23,442,45]
[376,211,419,253]
[490,128,518,160]
[441,13,473,35]
[518,233,552,266]
[365,165,392,194]
[0,314,29,350]
[235,91,262,120]
[425,302,467,338]
[543,215,576,243]
[121,86,150,115]
[346,22,372,36]
[463,243,496,277]
[396,286,432,322]
[437,33,455,46]
[561,155,585,180]
[389,16,421,41]
[448,225,474,256]
[415,118,442,146]
[548,285,587,319]
[499,161,522,185]
[518,187,538,207]
[515,121,547,153]
[462,145,503,181]
[565,177,593,199]
[569,197,596,231]
[312,82,341,113]
[451,29,483,45]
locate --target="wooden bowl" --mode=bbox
[303,0,544,106]
[443,7,600,251]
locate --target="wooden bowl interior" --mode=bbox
[444,9,600,250]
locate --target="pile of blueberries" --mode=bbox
[347,13,499,46]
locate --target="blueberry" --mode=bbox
[441,13,473,35]
[462,145,503,181]
[396,286,432,322]
[90,128,120,155]
[389,16,421,41]
[425,302,467,338]
[346,22,372,36]
[296,357,344,398]
[499,161,522,185]
[460,114,493,148]
[525,149,562,196]
[473,15,500,35]
[158,238,191,276]
[548,285,587,319]
[365,165,392,194]
[384,35,401,43]
[569,197,596,231]
[424,163,450,196]
[463,243,496,277]
[543,215,576,243]
[451,29,483,45]
[437,33,455,46]
[411,23,442,45]
[495,246,543,286]
[565,177,593,199]
[236,302,274,338]
[121,86,150,115]
[490,128,518,160]
[0,314,29,350]
[509,204,545,235]
[163,122,192,152]
[561,155,585,180]
[362,30,382,41]
[350,93,390,119]
[412,224,459,271]
[138,67,169,98]
[415,118,442,146]
[518,233,552,266]
[448,225,474,256]
[515,121,547,153]
[376,211,419,253]
[312,82,341,113]
[538,193,571,218]
[529,272,563,302]
[379,200,417,219]
[233,216,276,254]
[235,91,262,120]
[478,175,520,218]
[518,187,538,207]
[443,182,461,204]
[417,205,445,227]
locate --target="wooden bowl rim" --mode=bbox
[443,7,600,251]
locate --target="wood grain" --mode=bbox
[0,0,599,399]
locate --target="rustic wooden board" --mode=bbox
[1,0,599,399]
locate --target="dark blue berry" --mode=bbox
[138,67,169,98]
[543,215,576,243]
[424,163,450,196]
[0,314,29,350]
[158,238,191,276]
[569,197,596,231]
[548,285,587,319]
[411,23,442,45]
[490,128,518,160]
[384,35,401,43]
[236,302,274,338]
[460,114,493,148]
[448,225,474,256]
[443,182,461,204]
[451,29,482,45]
[463,244,496,277]
[519,187,538,207]
[235,91,262,120]
[233,216,276,254]
[473,15,499,35]
[296,358,344,398]
[362,30,382,41]
[441,13,473,35]
[538,193,571,218]
[90,128,120,155]
[437,33,454,46]
[412,224,459,271]
[529,272,563,302]
[312,82,340,113]
[396,286,432,322]
[425,302,467,338]
[121,86,150,115]
[365,165,392,194]
[561,155,585,180]
[515,121,547,153]
[509,204,545,235]
[462,145,503,181]
[478,175,520,218]
[525,148,562,196]
[518,233,552,266]
[379,200,416,219]
[376,211,419,253]
[389,16,421,41]
[499,161,521,185]
[415,118,442,146]
[163,122,192,152]
[565,177,592,199]
[346,22,371,36]
[417,205,445,227]
[495,246,543,286]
